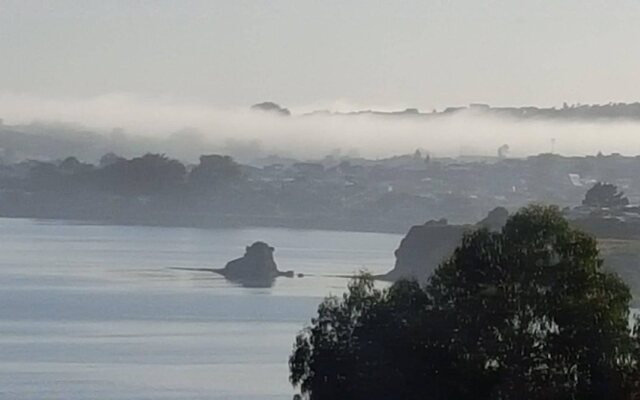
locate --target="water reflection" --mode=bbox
[0,218,400,399]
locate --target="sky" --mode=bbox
[1,0,639,112]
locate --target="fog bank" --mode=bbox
[2,93,640,161]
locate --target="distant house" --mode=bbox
[568,173,583,187]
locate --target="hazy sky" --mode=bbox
[1,0,639,111]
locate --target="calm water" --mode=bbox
[0,218,400,399]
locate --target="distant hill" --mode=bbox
[303,102,640,121]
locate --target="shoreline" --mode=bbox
[0,211,411,235]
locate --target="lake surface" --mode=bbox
[0,218,401,399]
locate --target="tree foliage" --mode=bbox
[95,153,186,195]
[250,101,291,116]
[188,154,243,191]
[583,182,629,209]
[290,205,640,400]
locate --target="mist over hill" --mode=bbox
[3,96,640,164]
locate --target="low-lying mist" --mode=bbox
[2,92,640,163]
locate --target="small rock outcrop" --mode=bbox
[477,206,509,231]
[215,241,293,287]
[382,208,509,281]
[382,222,467,281]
